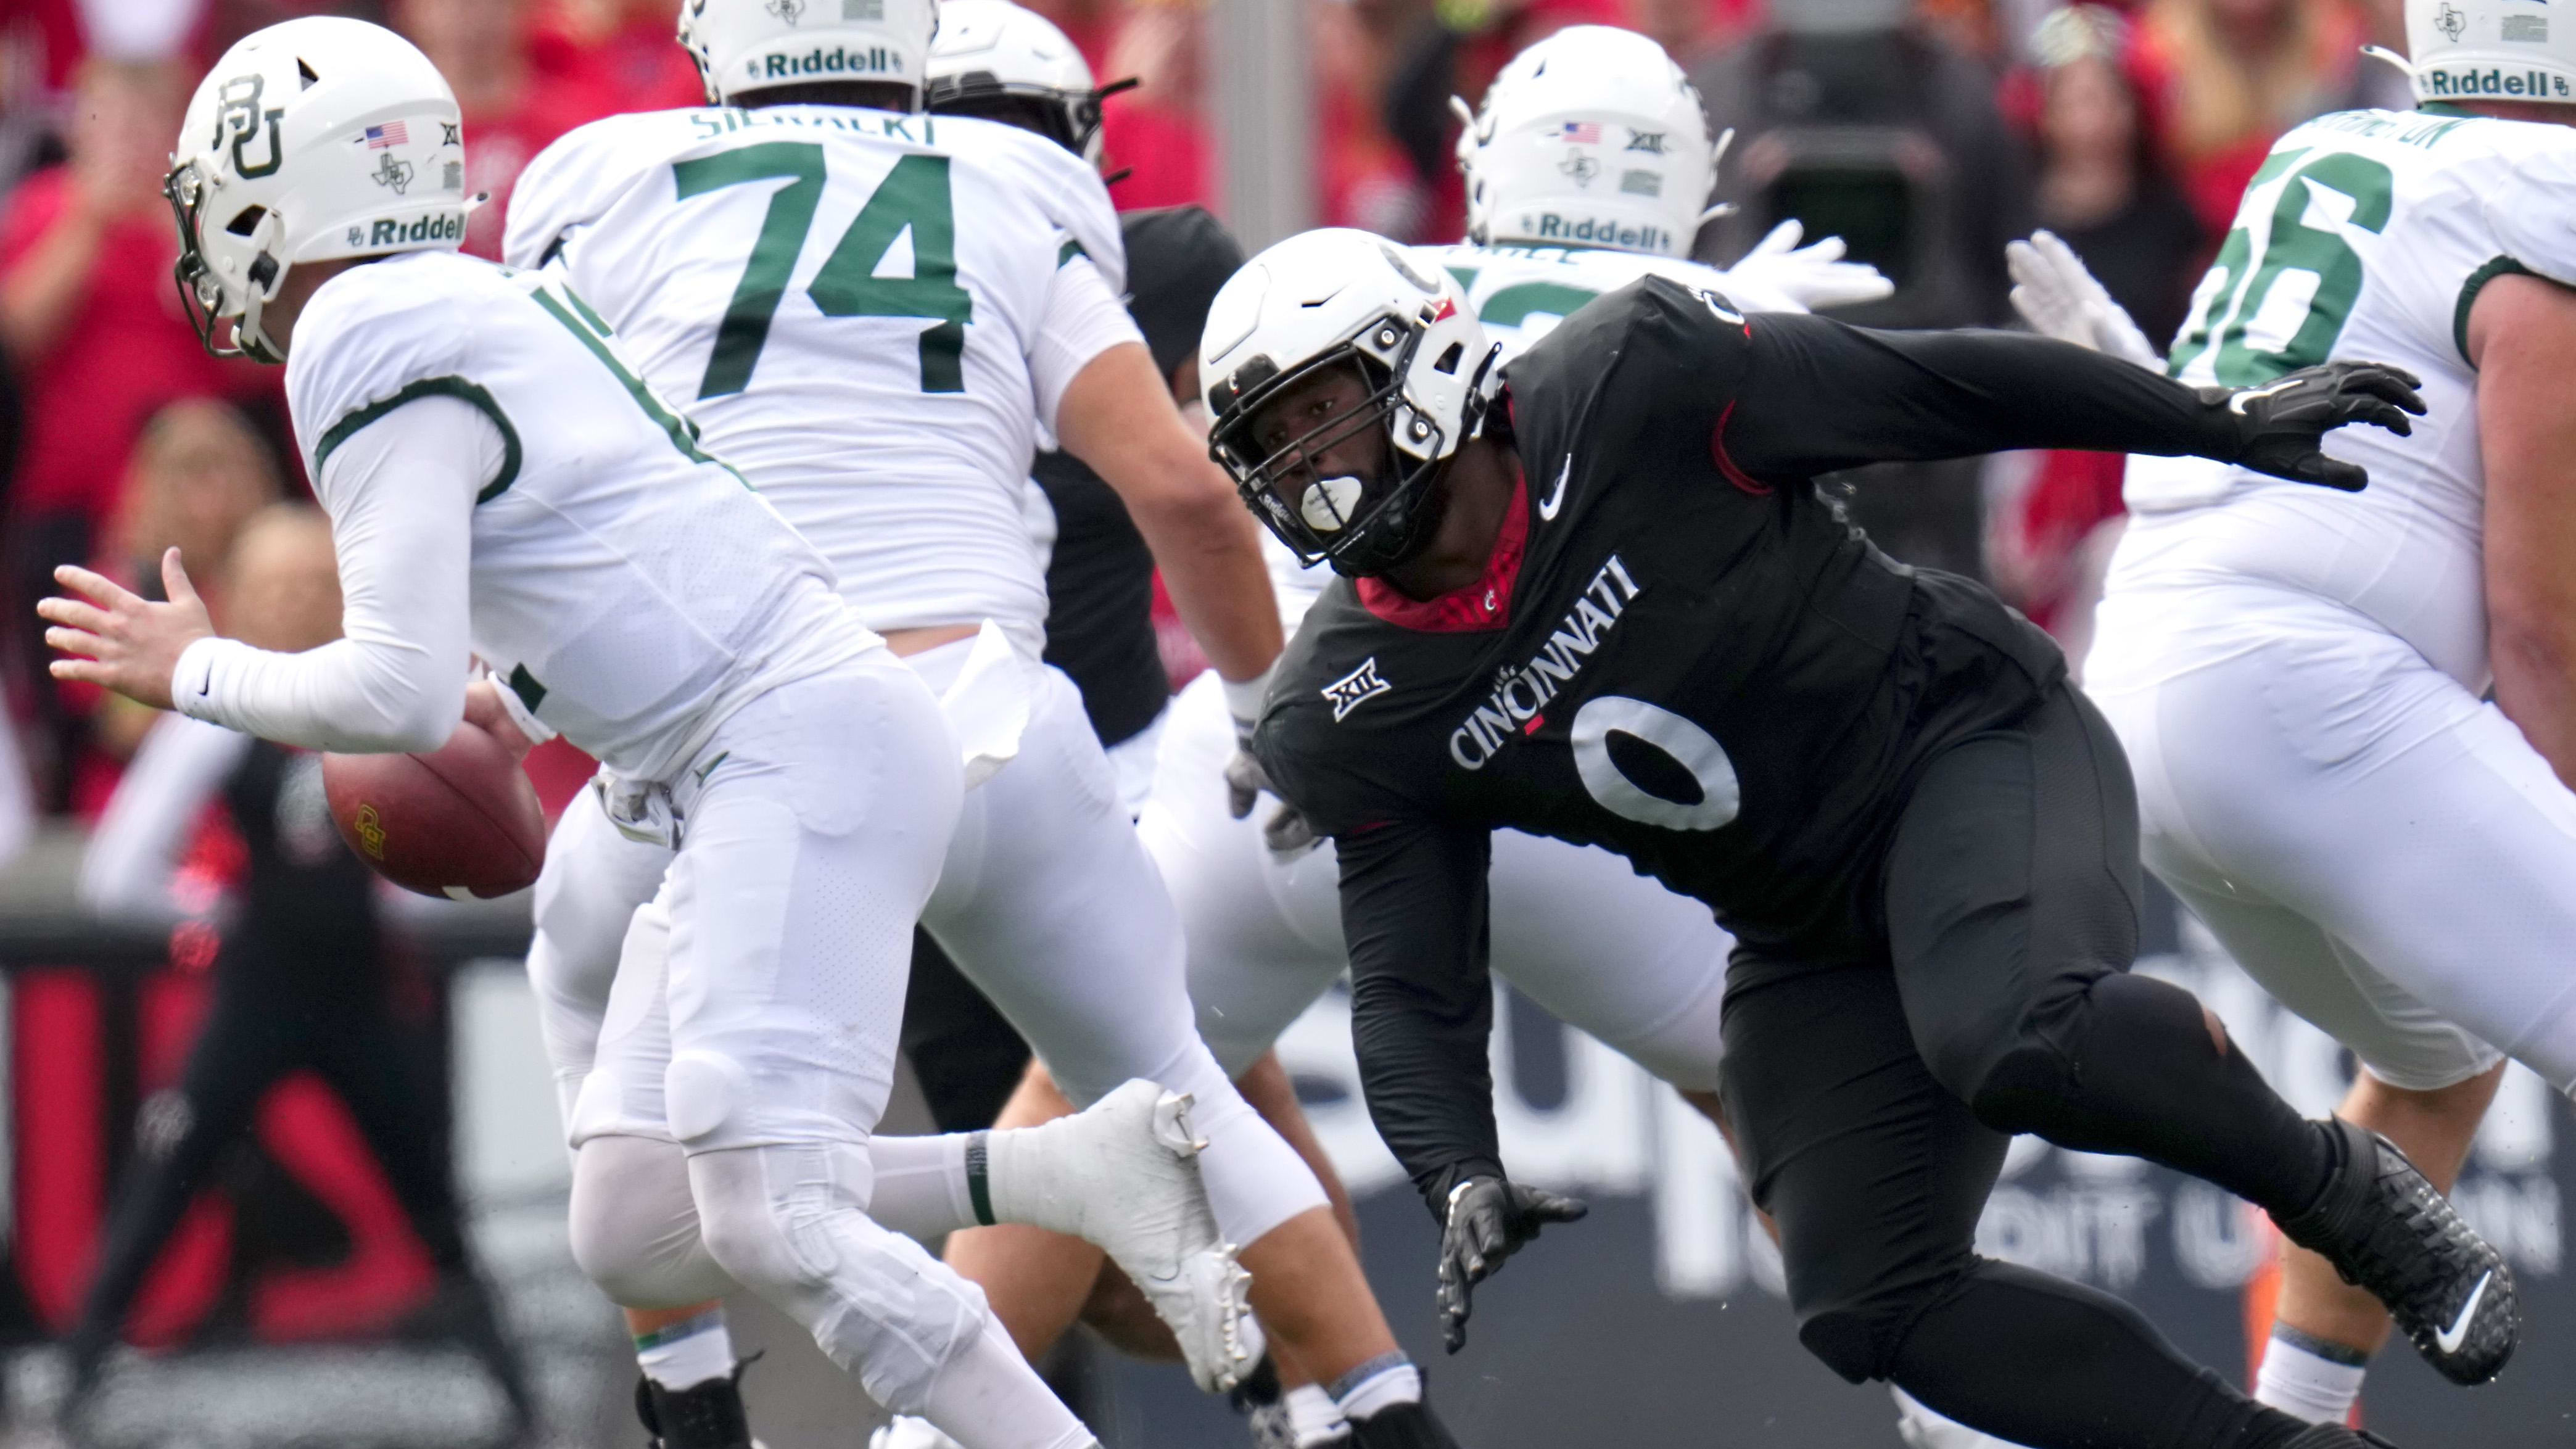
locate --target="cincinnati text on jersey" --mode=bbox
[1449,555,1642,770]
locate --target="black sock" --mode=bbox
[1975,972,2335,1216]
[1892,1260,2316,1449]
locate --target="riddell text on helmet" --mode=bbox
[755,45,901,80]
[1527,212,1675,253]
[368,213,464,246]
[2421,67,2574,99]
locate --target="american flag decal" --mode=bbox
[365,122,410,149]
[1559,121,1603,144]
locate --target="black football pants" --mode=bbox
[1720,683,2332,1449]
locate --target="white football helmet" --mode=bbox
[2403,0,2576,105]
[1202,229,1498,576]
[679,0,941,107]
[1457,25,1717,258]
[165,17,466,363]
[926,0,1123,163]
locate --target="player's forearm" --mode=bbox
[1727,318,2239,479]
[1350,968,1509,1213]
[1059,343,1282,680]
[1134,484,1282,683]
[174,632,463,753]
[1336,817,1505,1211]
[2490,631,2576,791]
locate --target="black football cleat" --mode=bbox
[636,1359,759,1449]
[1346,1402,1461,1449]
[2274,1118,2517,1386]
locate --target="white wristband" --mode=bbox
[1221,663,1278,733]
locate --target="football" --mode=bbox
[321,719,547,900]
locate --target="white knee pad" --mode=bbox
[687,1143,990,1415]
[1163,1048,1331,1249]
[569,1135,737,1308]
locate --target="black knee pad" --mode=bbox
[1796,1287,1942,1385]
[1960,1035,2085,1139]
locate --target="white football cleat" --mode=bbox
[987,1078,1263,1391]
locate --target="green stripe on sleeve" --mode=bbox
[2456,255,2537,368]
[315,376,524,504]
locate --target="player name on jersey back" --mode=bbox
[506,103,1134,656]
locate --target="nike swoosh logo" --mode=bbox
[2228,377,2301,415]
[1538,455,1572,520]
[2435,1270,2492,1355]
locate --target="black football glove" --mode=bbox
[2210,360,2425,492]
[1434,1175,1587,1353]
[1223,745,1321,855]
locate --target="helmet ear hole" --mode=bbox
[1432,342,1465,375]
[225,205,269,236]
[297,57,320,88]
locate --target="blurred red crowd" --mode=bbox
[0,0,2411,833]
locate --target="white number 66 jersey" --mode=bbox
[2115,107,2576,691]
[505,105,1137,655]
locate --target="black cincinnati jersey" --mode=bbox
[1253,278,2251,1197]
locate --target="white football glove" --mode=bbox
[1715,219,1896,314]
[2006,229,2164,371]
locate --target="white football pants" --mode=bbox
[2090,582,2576,1092]
[531,640,1325,1263]
[1140,672,1733,1090]
[539,657,1083,1430]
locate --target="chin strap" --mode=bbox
[2360,44,2416,83]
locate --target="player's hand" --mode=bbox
[39,549,212,712]
[1223,748,1320,855]
[463,679,537,762]
[1435,1175,1587,1353]
[1720,220,1894,313]
[2214,361,2427,492]
[2007,230,2163,370]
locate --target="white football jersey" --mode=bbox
[1261,242,1765,630]
[2110,108,2576,691]
[506,105,1135,656]
[287,250,869,782]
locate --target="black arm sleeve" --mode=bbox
[1720,313,2241,482]
[1335,816,1503,1217]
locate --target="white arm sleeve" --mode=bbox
[172,395,498,753]
[78,714,248,917]
[1030,253,1145,436]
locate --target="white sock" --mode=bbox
[1329,1353,1421,1424]
[1286,1384,1350,1447]
[919,1312,1097,1449]
[869,1134,979,1238]
[2254,1327,2368,1425]
[635,1307,735,1390]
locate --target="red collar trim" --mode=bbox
[1356,472,1529,633]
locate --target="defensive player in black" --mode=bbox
[1200,228,2508,1449]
